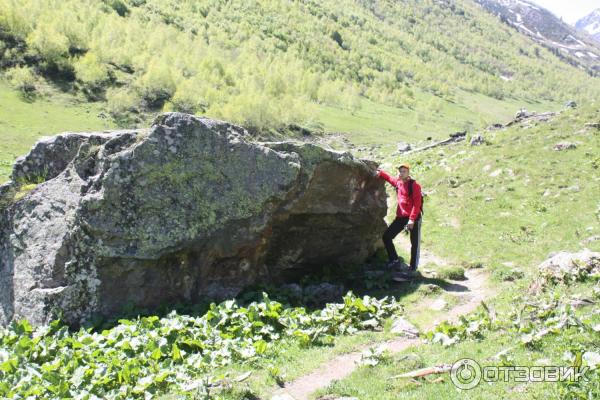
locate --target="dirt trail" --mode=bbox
[270,268,493,400]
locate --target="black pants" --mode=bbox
[382,216,421,270]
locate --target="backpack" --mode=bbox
[407,178,424,216]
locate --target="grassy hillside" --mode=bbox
[1,0,585,183]
[1,0,598,132]
[394,105,600,267]
[0,81,114,182]
[0,81,558,184]
[315,103,600,400]
[317,89,557,147]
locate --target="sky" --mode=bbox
[529,0,600,24]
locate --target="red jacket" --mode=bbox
[377,170,422,221]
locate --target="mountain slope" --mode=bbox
[1,0,600,185]
[0,0,599,129]
[474,0,600,75]
[576,8,600,42]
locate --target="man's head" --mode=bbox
[397,163,410,180]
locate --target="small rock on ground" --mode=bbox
[391,316,420,338]
[430,298,447,311]
[553,141,576,151]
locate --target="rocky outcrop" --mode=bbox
[576,8,600,42]
[0,113,387,327]
[395,142,412,153]
[538,250,600,284]
[403,131,466,154]
[505,110,558,128]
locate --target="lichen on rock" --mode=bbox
[0,113,387,326]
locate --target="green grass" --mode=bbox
[0,77,560,187]
[435,266,467,281]
[207,104,600,399]
[314,279,600,400]
[401,104,600,267]
[307,104,600,400]
[317,89,559,148]
[0,81,115,183]
[191,285,477,399]
[198,330,385,399]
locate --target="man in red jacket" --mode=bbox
[376,163,423,274]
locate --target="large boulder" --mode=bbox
[0,113,387,327]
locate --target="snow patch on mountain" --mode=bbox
[576,8,600,41]
[475,0,600,75]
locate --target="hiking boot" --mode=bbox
[384,259,401,269]
[394,260,410,271]
[392,269,418,282]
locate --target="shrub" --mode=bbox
[331,30,344,48]
[0,2,31,39]
[106,87,140,119]
[5,65,37,94]
[25,21,69,67]
[168,80,205,114]
[135,60,176,108]
[74,52,109,97]
[215,92,279,130]
[316,80,344,105]
[104,0,130,17]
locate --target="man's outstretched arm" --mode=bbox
[376,169,399,187]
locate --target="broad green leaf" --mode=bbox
[151,347,162,360]
[172,343,182,361]
[254,340,268,354]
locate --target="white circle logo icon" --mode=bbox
[451,358,482,390]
